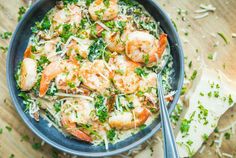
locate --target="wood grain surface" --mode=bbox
[0,0,235,157]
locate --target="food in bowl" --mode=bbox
[15,0,174,148]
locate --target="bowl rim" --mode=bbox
[6,0,184,157]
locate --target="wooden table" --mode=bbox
[0,0,236,157]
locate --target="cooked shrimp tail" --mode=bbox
[109,107,150,130]
[23,46,32,59]
[158,34,168,58]
[39,61,64,97]
[61,116,92,142]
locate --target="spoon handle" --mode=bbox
[157,73,179,158]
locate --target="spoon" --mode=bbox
[156,56,179,158]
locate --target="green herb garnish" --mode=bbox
[32,142,42,150]
[190,70,197,81]
[217,32,229,44]
[21,134,30,142]
[134,68,148,77]
[107,128,116,141]
[60,24,73,42]
[5,126,12,132]
[63,0,78,5]
[0,46,8,53]
[53,101,62,113]
[0,32,12,40]
[94,95,108,123]
[224,132,231,140]
[228,94,234,105]
[88,38,106,62]
[18,6,26,21]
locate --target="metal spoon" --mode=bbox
[156,56,179,158]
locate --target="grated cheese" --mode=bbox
[199,145,206,153]
[199,4,216,12]
[54,92,94,101]
[194,12,209,19]
[216,146,222,157]
[232,33,236,38]
[95,21,111,32]
[219,121,236,132]
[222,152,233,158]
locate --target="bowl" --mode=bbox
[6,0,184,157]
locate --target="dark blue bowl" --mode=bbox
[6,0,184,157]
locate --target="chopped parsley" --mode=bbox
[0,46,8,53]
[181,86,187,95]
[104,21,115,29]
[213,91,219,98]
[139,124,146,130]
[53,101,62,113]
[202,133,209,141]
[9,154,15,158]
[134,67,148,77]
[188,61,192,68]
[137,90,144,97]
[18,92,32,111]
[198,103,208,125]
[217,32,229,44]
[207,92,212,97]
[41,16,51,30]
[190,70,197,81]
[37,56,50,73]
[86,0,94,6]
[139,21,158,37]
[0,128,2,134]
[224,132,231,140]
[200,92,204,96]
[208,54,213,60]
[0,32,12,40]
[46,83,58,96]
[32,142,42,150]
[60,24,73,42]
[107,128,116,141]
[5,126,12,132]
[228,94,234,105]
[180,112,195,137]
[180,119,190,135]
[103,0,110,7]
[21,134,30,142]
[88,38,106,62]
[186,140,193,146]
[18,6,27,21]
[94,95,108,123]
[63,0,78,5]
[143,54,150,64]
[80,124,100,137]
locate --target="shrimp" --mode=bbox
[104,29,130,53]
[66,37,92,59]
[109,55,141,94]
[39,60,81,96]
[55,62,81,93]
[20,58,37,91]
[79,60,111,93]
[139,72,157,92]
[60,99,93,142]
[125,31,168,64]
[109,107,150,130]
[88,0,119,21]
[52,4,82,27]
[39,61,65,97]
[23,46,32,58]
